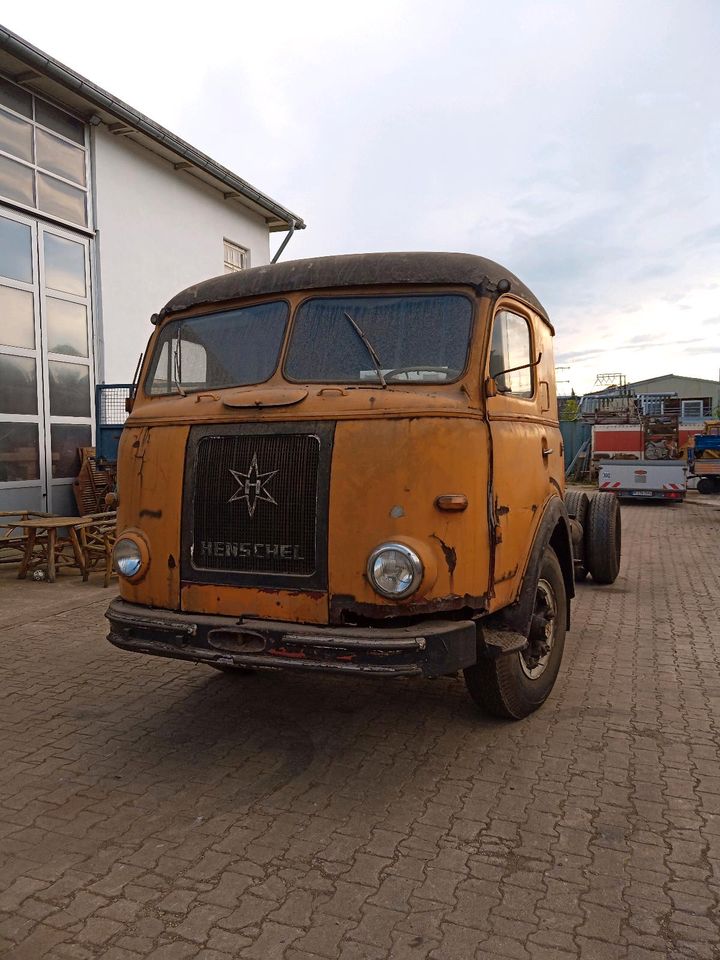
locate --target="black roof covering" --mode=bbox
[158,251,550,326]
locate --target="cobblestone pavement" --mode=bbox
[1,499,719,960]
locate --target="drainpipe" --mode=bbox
[271,220,296,263]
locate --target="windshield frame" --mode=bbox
[143,298,291,397]
[282,291,475,387]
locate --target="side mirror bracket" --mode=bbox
[485,352,542,399]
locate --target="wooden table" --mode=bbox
[0,516,91,583]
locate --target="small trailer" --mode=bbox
[598,460,687,501]
[688,423,720,494]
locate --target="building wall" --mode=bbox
[628,375,720,408]
[93,127,272,383]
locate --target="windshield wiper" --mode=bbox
[171,330,187,397]
[342,311,387,387]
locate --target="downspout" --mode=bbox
[271,220,296,263]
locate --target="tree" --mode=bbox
[560,397,581,420]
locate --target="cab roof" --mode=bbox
[158,251,551,329]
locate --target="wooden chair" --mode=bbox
[77,511,117,587]
[73,448,114,516]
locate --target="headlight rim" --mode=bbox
[112,531,150,583]
[367,540,424,600]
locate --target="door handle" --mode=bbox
[541,439,553,458]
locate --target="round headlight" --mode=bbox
[113,538,143,578]
[367,542,423,599]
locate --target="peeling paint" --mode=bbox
[430,533,457,576]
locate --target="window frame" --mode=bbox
[0,73,91,233]
[143,299,291,397]
[681,399,704,420]
[223,239,250,274]
[486,306,537,402]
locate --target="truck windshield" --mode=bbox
[284,295,473,384]
[146,301,288,395]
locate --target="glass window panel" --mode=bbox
[48,360,90,417]
[46,297,88,357]
[50,423,92,478]
[0,153,34,206]
[36,128,86,186]
[50,483,77,517]
[43,233,86,295]
[35,100,84,145]
[37,173,87,226]
[0,422,39,482]
[285,295,472,384]
[0,108,33,162]
[0,216,32,283]
[0,285,35,349]
[146,302,289,394]
[489,310,533,398]
[0,77,32,119]
[0,354,37,414]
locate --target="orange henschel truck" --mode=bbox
[106,252,621,719]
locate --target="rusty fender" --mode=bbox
[483,496,574,636]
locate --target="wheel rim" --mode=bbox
[519,578,557,680]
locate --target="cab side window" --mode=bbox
[489,310,533,398]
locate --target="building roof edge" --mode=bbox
[0,24,306,231]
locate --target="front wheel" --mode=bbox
[464,547,567,720]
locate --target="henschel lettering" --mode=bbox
[199,541,304,561]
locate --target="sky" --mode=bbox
[5,0,719,394]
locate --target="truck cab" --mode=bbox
[106,252,620,718]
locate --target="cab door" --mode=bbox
[485,304,561,610]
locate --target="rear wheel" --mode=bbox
[697,477,714,495]
[585,492,621,584]
[464,547,566,720]
[564,491,590,581]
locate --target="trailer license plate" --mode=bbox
[631,490,653,497]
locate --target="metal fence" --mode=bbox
[559,420,591,468]
[95,384,132,463]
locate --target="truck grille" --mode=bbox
[192,433,321,577]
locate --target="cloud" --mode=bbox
[4,0,720,394]
[685,224,720,249]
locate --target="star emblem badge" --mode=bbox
[228,453,278,517]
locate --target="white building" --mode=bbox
[0,26,304,515]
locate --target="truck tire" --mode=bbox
[463,547,566,720]
[697,478,714,495]
[564,491,590,581]
[585,492,621,584]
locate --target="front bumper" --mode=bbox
[106,599,478,678]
